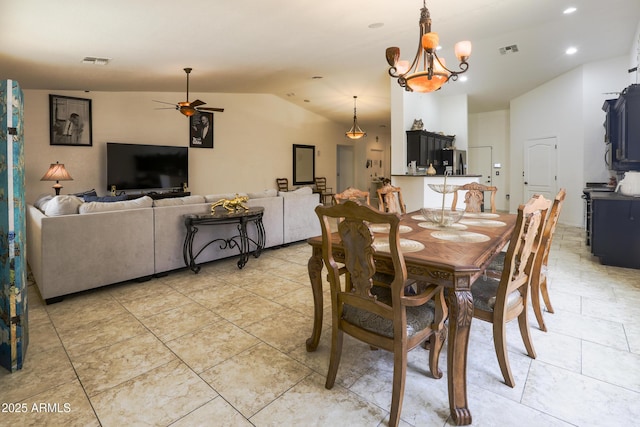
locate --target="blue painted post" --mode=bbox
[0,79,29,372]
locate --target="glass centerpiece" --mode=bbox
[424,170,463,227]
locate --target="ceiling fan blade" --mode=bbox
[197,107,225,113]
[153,100,177,106]
[190,99,206,107]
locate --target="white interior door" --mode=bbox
[468,146,493,210]
[337,145,354,193]
[524,137,557,201]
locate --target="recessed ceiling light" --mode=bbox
[459,76,468,82]
[82,56,111,65]
[566,47,578,55]
[563,7,577,15]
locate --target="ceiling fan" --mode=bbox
[154,68,224,117]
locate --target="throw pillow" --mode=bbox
[83,195,128,203]
[34,194,53,212]
[43,195,83,216]
[73,189,98,199]
[153,195,206,207]
[79,196,153,214]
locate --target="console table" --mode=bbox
[183,207,265,273]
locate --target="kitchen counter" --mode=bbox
[392,174,482,178]
[590,191,640,200]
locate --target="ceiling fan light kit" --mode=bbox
[155,68,224,116]
[386,0,471,93]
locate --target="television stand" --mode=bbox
[125,191,191,201]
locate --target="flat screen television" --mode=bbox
[106,143,188,191]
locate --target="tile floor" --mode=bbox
[1,225,639,426]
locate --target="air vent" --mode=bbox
[498,45,519,55]
[82,56,111,65]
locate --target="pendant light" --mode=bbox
[345,96,366,140]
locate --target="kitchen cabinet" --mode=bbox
[604,84,640,171]
[406,130,455,172]
[590,192,640,269]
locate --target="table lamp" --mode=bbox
[40,161,73,195]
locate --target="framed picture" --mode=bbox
[49,95,92,146]
[189,111,214,148]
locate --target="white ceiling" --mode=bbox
[2,0,639,135]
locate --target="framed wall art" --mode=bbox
[293,144,315,185]
[189,111,214,148]
[49,94,92,146]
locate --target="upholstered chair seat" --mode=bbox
[342,286,436,339]
[471,276,523,312]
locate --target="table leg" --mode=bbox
[447,289,474,426]
[253,218,265,258]
[237,220,249,269]
[183,224,201,274]
[305,247,324,352]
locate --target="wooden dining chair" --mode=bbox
[487,188,566,332]
[316,200,447,427]
[333,187,370,206]
[276,178,289,192]
[377,183,406,214]
[471,194,551,388]
[452,182,498,213]
[314,177,334,205]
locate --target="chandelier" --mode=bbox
[385,1,471,92]
[345,96,366,139]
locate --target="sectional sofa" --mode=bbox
[26,188,321,303]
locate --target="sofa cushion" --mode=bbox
[204,193,248,203]
[83,195,128,203]
[79,196,153,214]
[44,195,84,216]
[279,186,313,197]
[153,195,206,207]
[247,189,278,199]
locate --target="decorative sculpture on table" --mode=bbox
[210,194,249,213]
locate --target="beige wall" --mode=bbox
[23,90,354,203]
[468,109,510,212]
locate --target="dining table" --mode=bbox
[305,209,517,426]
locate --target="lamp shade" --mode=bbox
[454,40,472,61]
[41,162,73,182]
[41,161,73,195]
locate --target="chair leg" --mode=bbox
[540,274,554,314]
[428,328,446,379]
[325,328,344,389]
[517,308,537,360]
[530,276,547,332]
[427,288,447,379]
[493,321,516,388]
[389,351,407,427]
